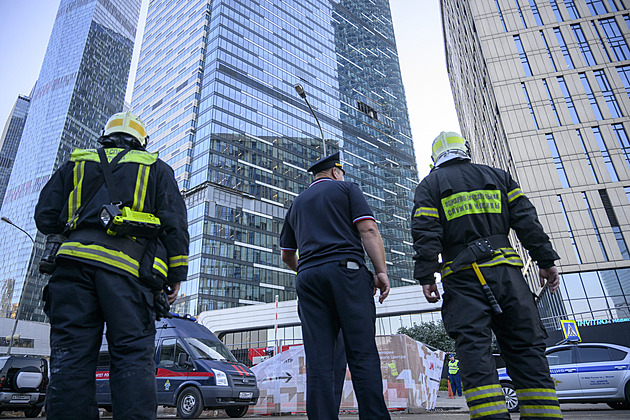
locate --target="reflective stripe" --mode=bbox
[67,161,86,226]
[58,242,139,276]
[516,388,558,398]
[466,391,503,402]
[153,257,168,277]
[414,207,439,218]
[469,401,508,419]
[508,188,524,203]
[441,189,502,221]
[169,255,188,268]
[133,164,150,211]
[464,384,503,397]
[441,248,524,278]
[70,148,158,165]
[520,405,562,418]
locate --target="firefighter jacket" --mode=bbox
[35,147,189,285]
[411,159,558,284]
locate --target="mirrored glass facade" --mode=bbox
[0,95,30,210]
[0,0,141,322]
[132,0,418,315]
[441,0,630,331]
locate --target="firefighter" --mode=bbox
[34,111,189,419]
[410,132,562,419]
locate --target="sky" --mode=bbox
[0,0,459,179]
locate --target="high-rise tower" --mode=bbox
[0,0,142,322]
[441,0,630,328]
[0,95,31,210]
[132,0,419,314]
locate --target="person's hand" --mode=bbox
[373,272,390,303]
[539,266,559,295]
[422,284,440,303]
[167,282,181,304]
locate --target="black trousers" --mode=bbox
[296,260,390,420]
[442,264,559,419]
[44,259,157,420]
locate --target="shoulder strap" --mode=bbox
[97,147,132,205]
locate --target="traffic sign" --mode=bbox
[560,320,581,342]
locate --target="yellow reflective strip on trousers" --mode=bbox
[466,391,504,402]
[67,161,85,225]
[57,242,139,276]
[520,405,563,417]
[169,255,188,268]
[414,207,439,218]
[508,188,524,202]
[516,388,557,394]
[464,384,503,396]
[441,189,502,221]
[133,164,150,211]
[469,401,508,418]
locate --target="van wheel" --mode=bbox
[24,407,42,418]
[177,387,204,418]
[501,382,519,413]
[226,405,248,418]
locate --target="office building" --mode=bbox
[0,0,142,322]
[132,0,419,315]
[441,0,630,330]
[0,95,31,210]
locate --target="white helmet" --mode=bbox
[431,131,470,167]
[102,111,149,147]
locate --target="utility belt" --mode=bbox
[444,234,511,272]
[68,228,146,261]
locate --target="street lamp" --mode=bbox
[1,217,35,355]
[294,84,327,156]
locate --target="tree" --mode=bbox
[397,320,456,353]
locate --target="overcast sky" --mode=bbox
[0,0,459,179]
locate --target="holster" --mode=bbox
[447,235,511,273]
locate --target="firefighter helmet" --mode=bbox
[431,131,470,167]
[102,111,149,147]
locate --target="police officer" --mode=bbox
[34,111,189,419]
[280,152,390,420]
[411,132,562,420]
[448,354,462,397]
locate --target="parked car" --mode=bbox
[0,355,48,418]
[498,342,630,412]
[97,314,259,418]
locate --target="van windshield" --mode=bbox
[184,337,237,362]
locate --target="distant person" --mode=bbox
[448,354,462,397]
[35,111,189,419]
[410,132,562,419]
[280,152,390,419]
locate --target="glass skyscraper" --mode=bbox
[0,0,141,322]
[132,0,418,314]
[441,0,630,329]
[0,95,31,210]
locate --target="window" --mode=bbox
[610,347,628,361]
[599,189,630,260]
[565,0,581,19]
[592,21,613,62]
[586,0,609,15]
[514,35,533,76]
[577,346,611,363]
[617,66,630,99]
[558,195,582,263]
[159,338,189,369]
[547,134,570,187]
[554,28,574,69]
[583,192,608,261]
[550,0,563,22]
[599,18,630,61]
[515,0,527,27]
[593,127,619,181]
[612,123,630,170]
[557,76,580,124]
[580,73,603,120]
[546,348,573,365]
[357,101,378,120]
[576,129,599,183]
[540,31,557,71]
[594,70,623,117]
[543,79,562,126]
[522,83,539,129]
[529,0,544,25]
[571,24,597,66]
[495,0,508,32]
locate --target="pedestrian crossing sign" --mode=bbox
[560,320,581,342]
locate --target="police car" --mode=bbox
[97,314,259,418]
[498,342,630,412]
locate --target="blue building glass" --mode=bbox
[0,95,30,210]
[132,0,419,314]
[0,0,141,322]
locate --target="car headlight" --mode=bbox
[212,368,228,386]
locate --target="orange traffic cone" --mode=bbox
[447,379,455,399]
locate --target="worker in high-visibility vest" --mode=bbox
[448,354,463,396]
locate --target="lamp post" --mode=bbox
[1,217,35,355]
[294,84,327,156]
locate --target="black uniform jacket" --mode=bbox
[34,147,189,284]
[411,159,558,284]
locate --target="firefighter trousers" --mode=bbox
[43,259,157,420]
[442,264,562,419]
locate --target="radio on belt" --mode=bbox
[99,204,161,237]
